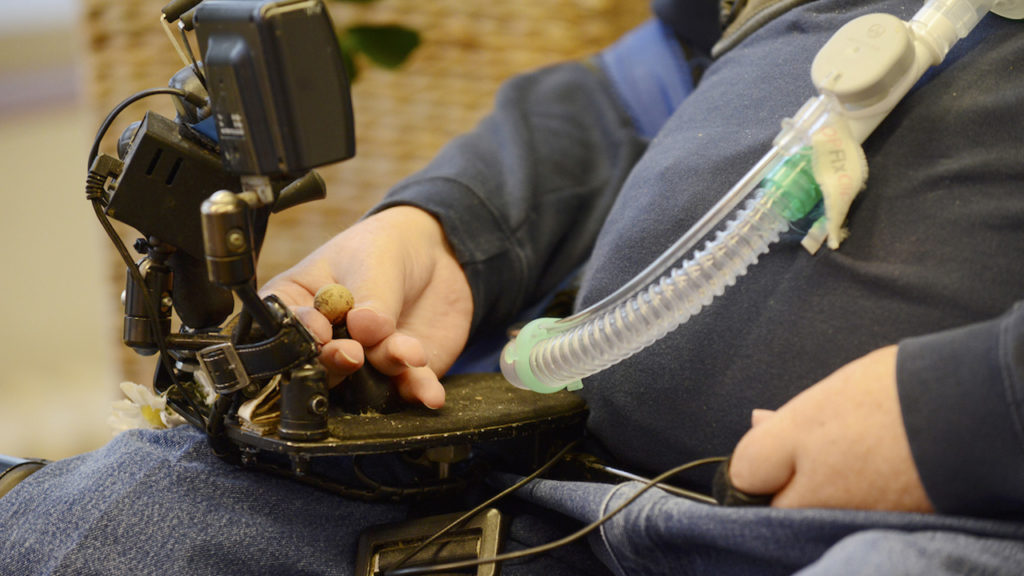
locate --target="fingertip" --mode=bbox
[364,333,429,375]
[729,423,795,497]
[390,333,429,368]
[751,408,776,428]
[420,386,446,410]
[395,367,446,409]
[321,339,364,371]
[346,307,397,346]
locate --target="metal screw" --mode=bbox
[309,394,328,415]
[226,228,247,252]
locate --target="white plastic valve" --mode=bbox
[994,0,1024,18]
[811,13,915,111]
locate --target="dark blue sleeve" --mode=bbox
[897,303,1024,518]
[368,12,712,337]
[369,61,647,337]
[597,18,700,139]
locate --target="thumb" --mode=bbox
[729,409,798,496]
[750,408,775,427]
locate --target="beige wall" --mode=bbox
[0,0,651,461]
[0,5,119,460]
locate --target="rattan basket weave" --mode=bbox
[82,0,650,385]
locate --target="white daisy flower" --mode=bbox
[108,381,186,435]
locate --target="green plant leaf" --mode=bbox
[344,25,420,69]
[337,39,359,82]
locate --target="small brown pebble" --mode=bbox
[314,283,354,324]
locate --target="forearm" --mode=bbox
[897,303,1024,519]
[371,60,646,336]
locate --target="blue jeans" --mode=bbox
[3,426,1024,575]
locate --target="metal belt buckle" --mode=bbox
[197,342,250,394]
[355,508,505,576]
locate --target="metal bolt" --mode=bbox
[309,394,328,415]
[226,228,247,252]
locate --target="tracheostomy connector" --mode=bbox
[501,150,823,393]
[500,0,1023,395]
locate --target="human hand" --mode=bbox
[728,345,934,512]
[259,206,473,408]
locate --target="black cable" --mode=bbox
[179,24,208,88]
[86,87,208,422]
[386,440,581,573]
[89,199,203,422]
[586,460,719,505]
[87,87,193,169]
[383,455,726,576]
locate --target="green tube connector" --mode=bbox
[762,148,822,222]
[501,317,582,394]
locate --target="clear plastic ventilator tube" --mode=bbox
[500,0,1023,394]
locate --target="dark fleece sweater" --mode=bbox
[376,0,1024,519]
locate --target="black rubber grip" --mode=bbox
[161,0,202,22]
[712,455,774,506]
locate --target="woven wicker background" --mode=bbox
[82,0,650,386]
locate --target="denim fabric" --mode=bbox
[0,427,403,575]
[8,429,1024,575]
[0,427,605,576]
[797,530,1024,576]
[6,0,1024,574]
[513,478,1024,576]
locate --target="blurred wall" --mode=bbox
[0,0,119,460]
[0,0,651,461]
